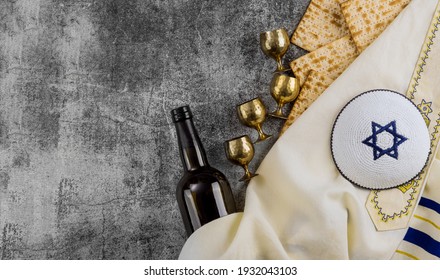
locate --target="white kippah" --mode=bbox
[331,89,431,190]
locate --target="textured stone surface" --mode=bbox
[0,0,310,259]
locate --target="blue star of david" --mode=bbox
[362,120,408,160]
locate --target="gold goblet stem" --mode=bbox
[271,102,287,119]
[275,57,285,72]
[240,164,254,182]
[255,123,271,143]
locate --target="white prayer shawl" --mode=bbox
[179,0,440,259]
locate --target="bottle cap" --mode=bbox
[171,105,193,123]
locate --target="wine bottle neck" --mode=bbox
[175,118,209,171]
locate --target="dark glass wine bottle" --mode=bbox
[171,105,237,237]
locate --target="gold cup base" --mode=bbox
[269,112,288,120]
[255,133,272,143]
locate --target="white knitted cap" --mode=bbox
[331,89,431,190]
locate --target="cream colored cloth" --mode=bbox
[179,0,439,259]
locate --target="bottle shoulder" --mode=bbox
[177,166,229,187]
[185,165,227,176]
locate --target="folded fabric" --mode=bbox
[179,0,438,259]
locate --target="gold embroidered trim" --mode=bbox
[370,187,417,222]
[407,14,440,100]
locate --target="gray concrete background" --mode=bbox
[0,0,310,259]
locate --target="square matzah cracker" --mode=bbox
[341,0,412,52]
[290,35,359,86]
[291,0,350,52]
[281,71,334,135]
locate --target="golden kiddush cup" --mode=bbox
[237,97,272,143]
[260,27,290,72]
[269,72,300,119]
[224,135,258,182]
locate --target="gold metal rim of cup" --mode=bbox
[272,72,298,80]
[236,96,262,107]
[259,27,288,37]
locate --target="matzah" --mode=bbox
[291,0,350,51]
[289,35,359,86]
[341,0,412,52]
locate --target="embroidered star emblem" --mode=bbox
[362,121,408,160]
[417,99,433,115]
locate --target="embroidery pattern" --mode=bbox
[417,99,433,127]
[370,185,418,222]
[398,178,418,193]
[408,14,440,100]
[362,121,408,160]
